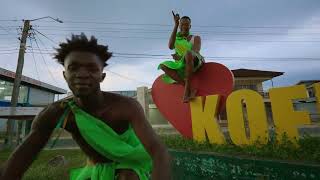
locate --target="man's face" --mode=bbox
[179,18,191,34]
[63,51,105,97]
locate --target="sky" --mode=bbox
[0,0,319,93]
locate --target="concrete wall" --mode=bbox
[136,87,149,118]
[148,104,168,125]
[136,87,179,135]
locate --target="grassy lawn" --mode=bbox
[0,149,86,180]
[162,134,320,164]
[0,134,320,179]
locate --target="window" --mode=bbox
[234,84,258,91]
[307,88,315,97]
[0,80,28,103]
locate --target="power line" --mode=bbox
[0,52,18,55]
[112,55,320,62]
[0,19,19,22]
[0,25,19,40]
[32,32,60,86]
[50,20,320,29]
[49,20,174,27]
[24,50,320,62]
[12,25,320,43]
[0,43,19,48]
[0,25,14,34]
[0,37,20,41]
[22,48,52,52]
[210,39,320,43]
[33,30,66,86]
[114,52,167,57]
[29,35,41,81]
[30,25,320,35]
[21,33,320,43]
[105,69,152,86]
[33,30,320,38]
[113,52,320,60]
[32,28,58,45]
[0,34,19,36]
[105,52,320,61]
[32,25,320,36]
[0,48,19,52]
[31,30,55,51]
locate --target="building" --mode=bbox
[109,90,137,98]
[296,80,320,98]
[222,68,284,126]
[294,80,320,129]
[232,68,283,98]
[0,67,67,134]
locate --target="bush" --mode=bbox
[160,134,320,164]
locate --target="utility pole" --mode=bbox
[4,16,63,148]
[5,20,30,148]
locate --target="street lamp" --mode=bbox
[29,16,63,23]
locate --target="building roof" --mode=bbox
[0,67,67,94]
[231,68,284,78]
[296,80,320,86]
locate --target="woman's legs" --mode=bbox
[183,51,197,102]
[160,51,200,102]
[159,64,185,86]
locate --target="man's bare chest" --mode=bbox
[64,108,130,135]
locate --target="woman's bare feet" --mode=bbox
[189,89,197,99]
[183,88,197,103]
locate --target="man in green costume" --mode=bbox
[1,34,171,180]
[159,11,205,103]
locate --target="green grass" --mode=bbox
[161,134,320,164]
[1,134,320,179]
[0,149,86,180]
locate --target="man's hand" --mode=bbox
[172,11,180,26]
[171,53,181,61]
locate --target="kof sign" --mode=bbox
[152,62,320,145]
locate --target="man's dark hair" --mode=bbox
[181,16,191,22]
[54,33,112,67]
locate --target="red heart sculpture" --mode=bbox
[152,62,234,138]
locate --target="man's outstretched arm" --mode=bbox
[1,103,64,179]
[127,99,172,180]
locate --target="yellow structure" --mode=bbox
[226,89,269,145]
[144,69,320,144]
[190,95,226,144]
[146,68,284,136]
[269,85,312,141]
[313,83,320,113]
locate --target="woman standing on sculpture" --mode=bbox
[159,11,205,103]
